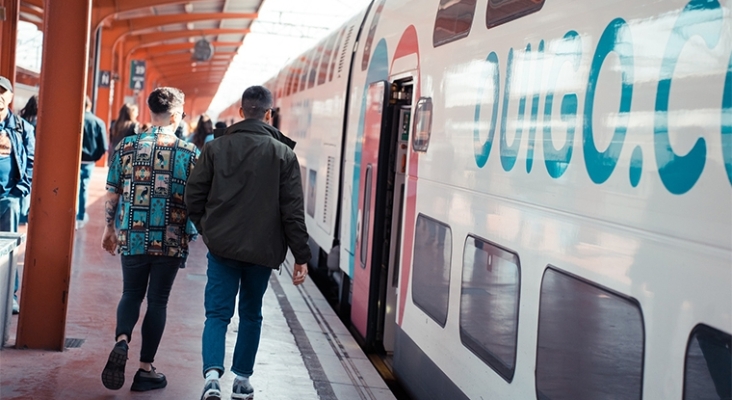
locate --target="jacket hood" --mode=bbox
[214,119,296,150]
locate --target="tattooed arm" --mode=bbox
[101,190,120,255]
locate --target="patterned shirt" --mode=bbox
[106,126,200,257]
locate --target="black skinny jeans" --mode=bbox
[116,255,181,363]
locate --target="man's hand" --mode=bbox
[101,226,118,255]
[292,263,308,286]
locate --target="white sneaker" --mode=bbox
[201,378,222,400]
[232,377,253,400]
[12,298,19,314]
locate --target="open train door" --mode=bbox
[352,80,390,345]
[352,78,414,352]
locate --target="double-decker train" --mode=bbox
[221,0,732,398]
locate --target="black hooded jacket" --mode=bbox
[185,118,311,268]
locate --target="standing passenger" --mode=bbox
[18,93,38,226]
[77,96,108,229]
[185,86,310,400]
[109,103,139,159]
[0,76,34,315]
[101,87,199,392]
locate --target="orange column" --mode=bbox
[0,0,20,91]
[16,0,92,350]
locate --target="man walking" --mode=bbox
[0,76,35,314]
[101,87,199,392]
[77,96,108,228]
[185,85,310,400]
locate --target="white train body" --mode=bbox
[268,0,732,398]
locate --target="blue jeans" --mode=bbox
[202,253,272,378]
[116,255,181,363]
[77,163,95,221]
[0,197,20,298]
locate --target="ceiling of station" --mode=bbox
[17,0,264,117]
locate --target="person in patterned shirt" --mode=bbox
[100,87,199,393]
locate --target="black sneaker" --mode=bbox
[101,340,128,390]
[200,378,222,400]
[130,365,167,391]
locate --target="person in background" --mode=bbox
[19,95,38,127]
[77,96,108,229]
[214,121,226,130]
[0,76,35,315]
[101,87,199,392]
[18,94,38,224]
[185,85,309,400]
[191,114,213,149]
[109,103,139,159]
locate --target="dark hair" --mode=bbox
[240,85,272,120]
[214,121,227,129]
[20,95,38,120]
[192,114,213,150]
[147,87,184,115]
[112,103,138,141]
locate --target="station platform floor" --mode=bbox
[0,167,397,400]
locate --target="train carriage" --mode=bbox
[264,0,732,398]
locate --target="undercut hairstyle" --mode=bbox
[147,87,185,115]
[240,86,273,120]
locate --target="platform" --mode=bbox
[0,167,396,400]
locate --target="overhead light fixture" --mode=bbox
[184,3,193,13]
[192,39,214,62]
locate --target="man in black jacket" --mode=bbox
[185,85,310,400]
[77,96,108,228]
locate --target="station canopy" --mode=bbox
[16,0,369,119]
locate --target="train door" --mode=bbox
[352,78,413,352]
[352,81,389,344]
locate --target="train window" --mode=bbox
[362,0,386,70]
[433,0,477,47]
[536,267,644,400]
[300,165,307,196]
[308,47,320,89]
[318,34,337,85]
[486,0,545,30]
[359,165,373,267]
[292,62,303,95]
[460,236,520,382]
[684,324,732,400]
[299,53,311,92]
[412,97,432,152]
[285,67,295,96]
[307,169,317,218]
[412,214,452,327]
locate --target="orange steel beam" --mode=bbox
[122,28,249,55]
[19,4,42,19]
[93,0,191,29]
[130,41,241,58]
[0,0,20,93]
[108,12,255,41]
[156,73,227,85]
[16,0,92,350]
[146,53,235,69]
[154,65,227,76]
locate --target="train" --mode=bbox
[222,0,732,399]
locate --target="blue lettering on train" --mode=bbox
[543,31,581,180]
[472,0,731,194]
[584,17,634,186]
